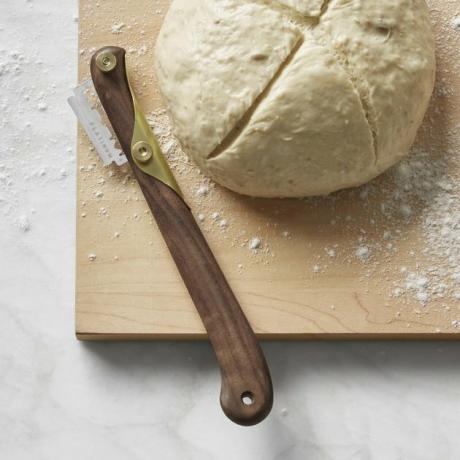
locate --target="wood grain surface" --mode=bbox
[76,0,460,340]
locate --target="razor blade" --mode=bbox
[68,79,127,166]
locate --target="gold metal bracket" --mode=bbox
[123,60,183,199]
[94,49,183,199]
[129,90,183,199]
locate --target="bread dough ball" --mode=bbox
[155,0,435,197]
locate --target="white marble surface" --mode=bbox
[1,1,460,459]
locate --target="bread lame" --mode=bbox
[69,46,273,426]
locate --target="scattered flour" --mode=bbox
[399,203,413,218]
[145,104,459,310]
[17,215,31,232]
[195,185,210,197]
[0,28,76,235]
[356,246,370,262]
[249,238,262,251]
[451,15,460,31]
[111,22,125,34]
[69,3,460,327]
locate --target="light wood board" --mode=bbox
[76,0,460,340]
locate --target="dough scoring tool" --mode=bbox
[68,46,273,426]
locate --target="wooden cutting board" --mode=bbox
[76,0,460,340]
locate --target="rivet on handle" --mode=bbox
[95,51,117,73]
[132,141,154,164]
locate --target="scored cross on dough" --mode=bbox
[155,0,303,159]
[314,0,436,172]
[207,37,376,197]
[155,0,435,197]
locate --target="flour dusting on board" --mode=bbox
[72,1,460,332]
[138,4,460,323]
[146,104,460,308]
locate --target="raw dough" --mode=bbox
[274,0,325,16]
[155,0,436,197]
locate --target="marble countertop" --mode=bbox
[1,1,460,459]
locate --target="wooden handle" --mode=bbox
[90,47,273,426]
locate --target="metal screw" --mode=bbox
[132,141,153,163]
[95,51,117,73]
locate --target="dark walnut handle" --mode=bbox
[90,47,273,426]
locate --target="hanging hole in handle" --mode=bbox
[241,391,255,406]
